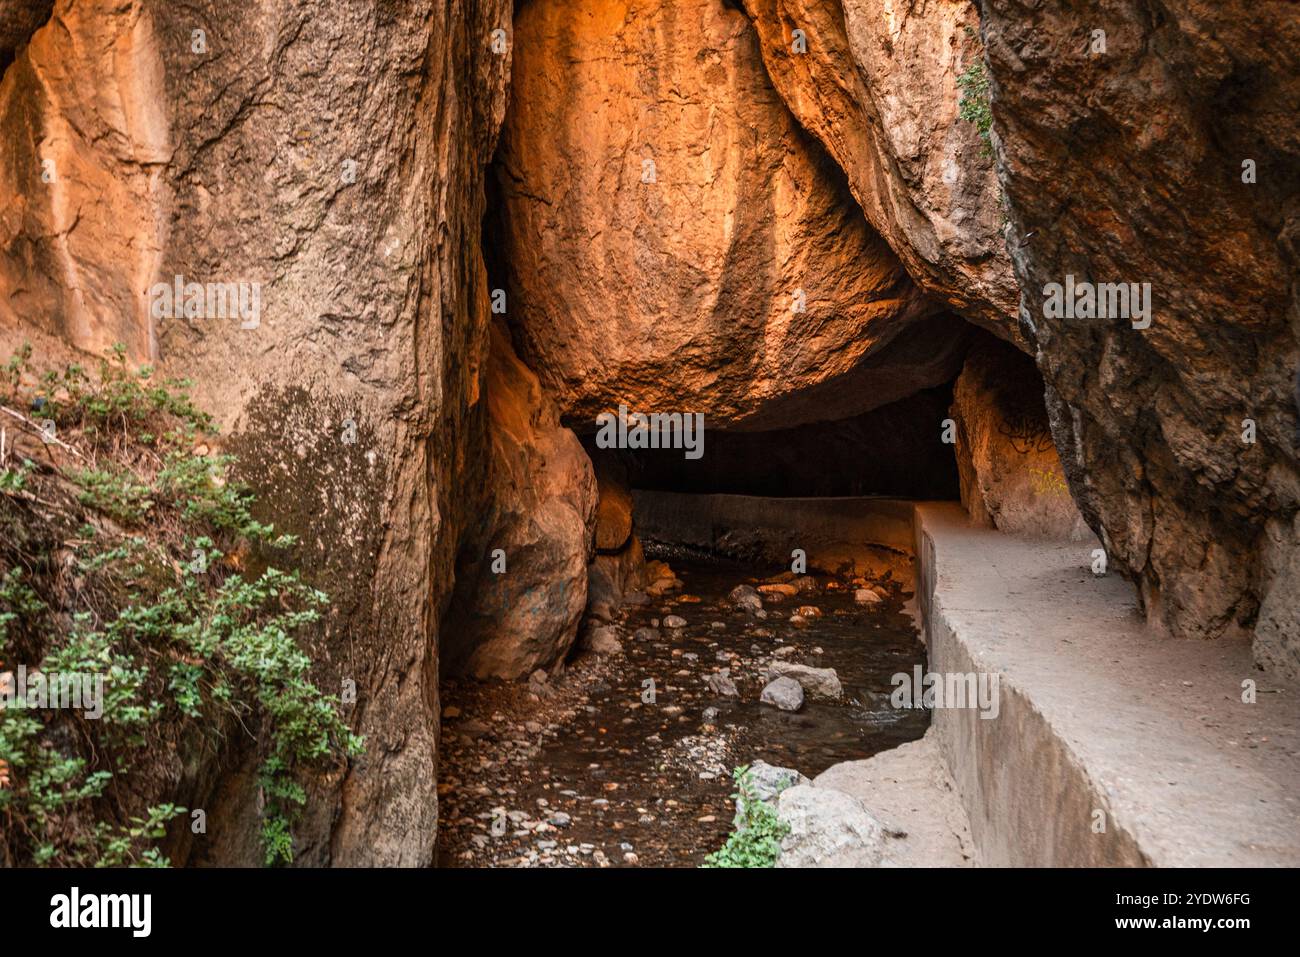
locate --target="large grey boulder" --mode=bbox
[766,662,843,699]
[776,784,887,868]
[760,676,804,712]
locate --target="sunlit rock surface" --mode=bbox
[495,0,962,433]
[738,0,1020,344]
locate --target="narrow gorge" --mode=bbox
[0,0,1297,876]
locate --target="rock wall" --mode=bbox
[441,323,598,680]
[495,0,963,433]
[584,450,648,621]
[949,335,1088,539]
[974,0,1300,674]
[737,0,1020,344]
[0,1,52,72]
[0,0,513,864]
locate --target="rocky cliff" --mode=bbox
[974,0,1299,673]
[493,0,969,432]
[2,0,1295,866]
[0,0,514,865]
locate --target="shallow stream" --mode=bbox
[436,553,928,867]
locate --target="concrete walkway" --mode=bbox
[917,502,1300,866]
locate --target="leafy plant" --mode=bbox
[1,344,360,868]
[702,765,792,868]
[957,60,993,154]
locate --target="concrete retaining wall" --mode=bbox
[915,502,1300,867]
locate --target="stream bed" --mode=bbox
[436,552,929,867]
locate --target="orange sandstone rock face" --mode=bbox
[949,336,1088,540]
[496,0,963,432]
[738,0,1020,345]
[0,0,168,358]
[0,0,516,865]
[441,323,598,681]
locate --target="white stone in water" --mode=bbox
[760,676,804,711]
[664,614,687,628]
[767,661,842,699]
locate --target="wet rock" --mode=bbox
[728,584,764,614]
[766,662,842,700]
[759,583,798,598]
[795,606,822,618]
[706,670,739,698]
[760,676,805,712]
[646,577,683,597]
[663,615,687,629]
[643,561,682,597]
[633,627,661,642]
[854,589,882,605]
[775,784,887,868]
[737,761,811,826]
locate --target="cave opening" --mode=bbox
[435,0,1076,866]
[580,377,963,501]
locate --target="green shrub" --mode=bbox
[1,343,360,867]
[702,765,792,868]
[957,60,993,154]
